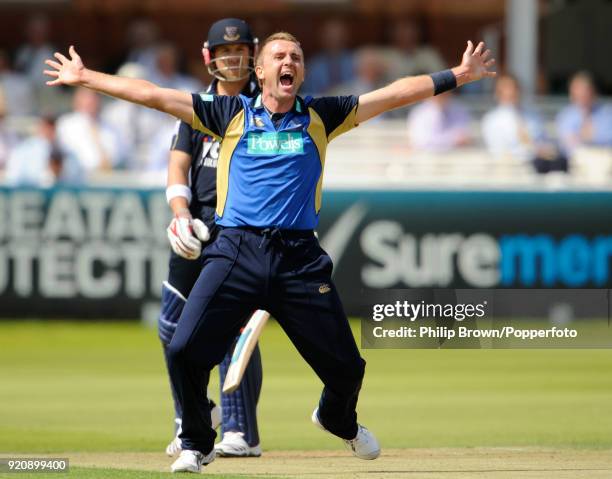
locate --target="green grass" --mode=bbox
[1,320,612,455]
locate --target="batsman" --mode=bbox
[45,31,495,473]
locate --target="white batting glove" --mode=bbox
[192,218,210,243]
[166,213,211,260]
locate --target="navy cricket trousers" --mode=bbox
[167,227,366,453]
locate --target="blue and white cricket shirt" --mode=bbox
[191,92,358,229]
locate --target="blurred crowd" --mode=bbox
[1,15,611,186]
[0,15,203,186]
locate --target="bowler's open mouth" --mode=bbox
[280,73,294,86]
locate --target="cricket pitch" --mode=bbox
[69,448,612,478]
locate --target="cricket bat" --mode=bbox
[222,310,270,394]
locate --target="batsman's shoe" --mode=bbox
[166,406,222,457]
[214,432,262,457]
[170,449,215,473]
[311,407,380,460]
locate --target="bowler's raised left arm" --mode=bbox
[356,41,496,124]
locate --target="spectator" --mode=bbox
[482,74,567,173]
[556,71,612,157]
[14,15,55,86]
[383,19,445,78]
[0,50,36,117]
[103,48,197,172]
[302,19,355,95]
[123,19,161,78]
[101,62,160,170]
[56,88,125,174]
[5,116,65,186]
[150,43,202,92]
[0,87,18,170]
[146,44,202,171]
[330,47,389,97]
[407,92,472,152]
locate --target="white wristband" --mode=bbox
[166,184,192,205]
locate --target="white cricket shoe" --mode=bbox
[170,449,215,473]
[214,431,262,457]
[166,405,222,457]
[311,407,380,460]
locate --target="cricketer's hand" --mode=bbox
[458,41,496,83]
[44,45,85,86]
[167,214,210,260]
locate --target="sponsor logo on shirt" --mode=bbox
[247,132,304,155]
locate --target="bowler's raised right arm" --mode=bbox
[45,46,194,124]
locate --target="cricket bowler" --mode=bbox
[44,31,495,473]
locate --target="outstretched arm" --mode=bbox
[44,46,194,124]
[356,41,496,124]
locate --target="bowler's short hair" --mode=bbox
[256,32,301,65]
